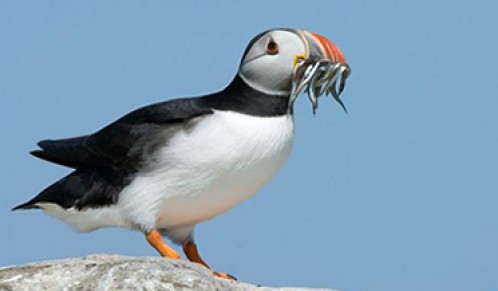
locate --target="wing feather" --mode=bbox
[31,98,213,170]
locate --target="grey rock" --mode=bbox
[0,254,333,291]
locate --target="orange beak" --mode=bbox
[309,32,347,63]
[298,30,347,64]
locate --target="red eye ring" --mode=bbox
[266,40,279,55]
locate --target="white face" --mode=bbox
[238,30,306,96]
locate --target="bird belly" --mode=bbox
[36,202,130,232]
[118,111,294,230]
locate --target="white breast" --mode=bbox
[118,110,294,230]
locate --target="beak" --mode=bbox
[301,30,347,64]
[292,30,350,114]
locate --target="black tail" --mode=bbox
[12,167,129,212]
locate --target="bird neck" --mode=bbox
[203,75,291,117]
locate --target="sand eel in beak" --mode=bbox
[13,28,351,280]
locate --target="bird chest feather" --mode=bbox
[118,110,294,229]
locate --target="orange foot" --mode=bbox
[183,241,237,280]
[213,271,237,280]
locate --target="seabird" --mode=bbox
[13,28,349,279]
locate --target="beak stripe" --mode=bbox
[309,32,346,63]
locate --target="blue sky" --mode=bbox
[1,1,497,291]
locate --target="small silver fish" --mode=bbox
[289,59,351,115]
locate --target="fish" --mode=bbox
[289,59,351,115]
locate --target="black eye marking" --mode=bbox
[266,40,279,55]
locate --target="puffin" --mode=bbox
[13,28,348,279]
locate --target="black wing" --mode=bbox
[14,97,213,211]
[31,97,213,171]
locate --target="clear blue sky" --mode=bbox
[1,1,497,291]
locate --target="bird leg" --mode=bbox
[146,230,181,259]
[182,241,237,280]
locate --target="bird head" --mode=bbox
[238,28,350,113]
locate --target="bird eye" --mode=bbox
[266,40,279,55]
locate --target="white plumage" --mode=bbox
[39,110,294,241]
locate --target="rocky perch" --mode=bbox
[0,254,333,291]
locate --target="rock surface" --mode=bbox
[0,254,333,291]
